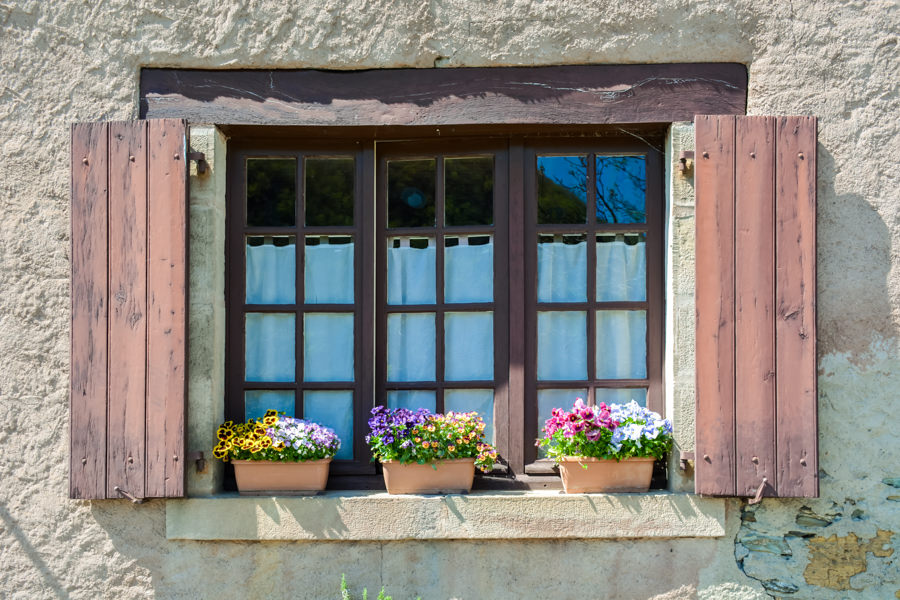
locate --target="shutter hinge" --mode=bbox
[678,151,694,175]
[113,486,145,504]
[187,450,206,473]
[679,451,694,471]
[188,152,208,175]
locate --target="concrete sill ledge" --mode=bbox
[166,491,725,541]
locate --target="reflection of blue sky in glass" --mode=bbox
[537,156,587,224]
[537,156,587,202]
[595,156,646,223]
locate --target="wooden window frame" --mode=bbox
[521,139,665,473]
[375,140,511,462]
[225,128,666,489]
[225,139,376,476]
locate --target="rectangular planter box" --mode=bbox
[233,458,331,495]
[558,457,655,493]
[381,458,476,494]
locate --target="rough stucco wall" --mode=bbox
[1,0,898,598]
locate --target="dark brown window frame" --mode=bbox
[521,140,665,472]
[375,140,511,462]
[226,129,665,489]
[226,139,376,476]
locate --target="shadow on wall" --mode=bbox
[0,501,72,599]
[815,144,897,359]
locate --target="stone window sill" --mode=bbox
[166,491,725,541]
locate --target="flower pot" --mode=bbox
[381,458,476,494]
[232,458,331,495]
[557,456,655,493]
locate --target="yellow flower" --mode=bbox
[264,409,278,418]
[448,445,456,452]
[422,441,430,449]
[213,445,227,459]
[414,437,422,443]
[222,421,234,429]
[260,437,272,449]
[216,428,229,441]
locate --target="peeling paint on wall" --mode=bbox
[804,530,894,590]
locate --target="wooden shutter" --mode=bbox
[70,119,188,500]
[695,115,817,498]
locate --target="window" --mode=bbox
[225,131,663,485]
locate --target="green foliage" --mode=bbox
[537,169,587,224]
[246,158,296,226]
[341,574,416,600]
[444,157,493,226]
[305,158,355,226]
[387,159,436,228]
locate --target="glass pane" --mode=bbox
[245,313,295,382]
[537,234,587,302]
[445,389,494,444]
[596,310,647,379]
[388,159,436,228]
[537,155,587,224]
[246,158,296,227]
[594,388,648,407]
[445,156,493,226]
[444,312,493,381]
[595,155,646,224]
[246,236,296,304]
[387,313,436,382]
[537,311,587,380]
[305,236,354,304]
[245,390,295,421]
[537,388,587,457]
[303,313,354,382]
[387,237,435,305]
[386,390,436,413]
[596,233,646,302]
[305,157,354,226]
[445,236,493,303]
[304,390,354,460]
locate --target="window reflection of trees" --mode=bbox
[305,158,354,227]
[537,155,646,225]
[595,156,646,224]
[246,159,296,227]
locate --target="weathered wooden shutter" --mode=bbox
[695,115,817,498]
[70,119,188,500]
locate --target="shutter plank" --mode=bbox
[734,117,777,497]
[775,116,818,497]
[695,115,737,496]
[146,119,187,497]
[106,121,148,499]
[70,122,109,499]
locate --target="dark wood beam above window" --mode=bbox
[140,64,746,126]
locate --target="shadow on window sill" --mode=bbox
[166,490,726,541]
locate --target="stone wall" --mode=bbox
[1,1,899,598]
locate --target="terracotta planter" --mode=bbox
[232,458,331,495]
[381,458,476,494]
[557,456,655,493]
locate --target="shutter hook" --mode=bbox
[188,151,208,175]
[748,477,768,505]
[114,486,145,504]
